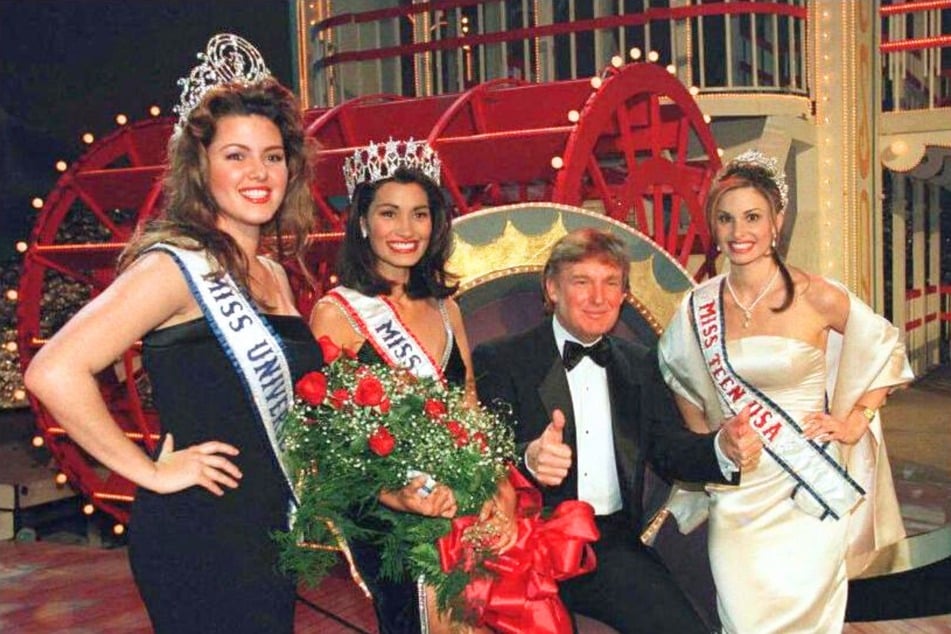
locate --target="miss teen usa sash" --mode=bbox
[152,244,298,508]
[322,286,448,384]
[690,279,864,520]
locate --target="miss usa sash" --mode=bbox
[152,245,298,508]
[690,278,864,520]
[322,286,448,384]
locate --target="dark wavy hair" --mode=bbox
[335,167,457,299]
[119,77,315,303]
[705,161,794,313]
[542,228,630,312]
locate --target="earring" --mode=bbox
[360,223,368,239]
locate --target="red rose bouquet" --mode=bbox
[276,337,516,614]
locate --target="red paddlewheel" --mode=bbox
[553,63,721,280]
[17,118,173,522]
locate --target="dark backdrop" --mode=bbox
[0,0,293,260]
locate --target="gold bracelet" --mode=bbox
[852,404,877,422]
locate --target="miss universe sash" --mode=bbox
[152,244,298,508]
[690,278,864,520]
[322,286,447,384]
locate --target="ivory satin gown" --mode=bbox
[660,276,913,634]
[705,336,848,633]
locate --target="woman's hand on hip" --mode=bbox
[151,433,242,495]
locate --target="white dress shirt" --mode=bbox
[551,316,623,515]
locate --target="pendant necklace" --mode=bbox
[725,267,781,328]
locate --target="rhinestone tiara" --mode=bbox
[173,34,272,134]
[342,138,442,199]
[724,149,789,211]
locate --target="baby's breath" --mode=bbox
[276,355,515,610]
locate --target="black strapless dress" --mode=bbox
[129,315,322,634]
[350,341,466,634]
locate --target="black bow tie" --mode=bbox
[562,338,611,371]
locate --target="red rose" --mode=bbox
[329,388,350,409]
[423,398,448,420]
[354,376,385,407]
[444,420,469,447]
[378,398,392,414]
[368,426,395,456]
[471,431,488,453]
[317,335,341,364]
[295,371,328,406]
[343,346,358,360]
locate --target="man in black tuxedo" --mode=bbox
[472,228,759,634]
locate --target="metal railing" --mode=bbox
[299,1,951,113]
[300,0,810,107]
[880,0,951,111]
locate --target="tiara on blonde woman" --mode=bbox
[173,33,272,134]
[724,149,789,211]
[342,138,442,199]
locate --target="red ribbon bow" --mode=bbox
[437,468,599,634]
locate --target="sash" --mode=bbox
[323,286,447,384]
[690,279,864,520]
[153,245,298,508]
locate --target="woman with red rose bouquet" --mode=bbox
[308,141,517,634]
[291,140,598,633]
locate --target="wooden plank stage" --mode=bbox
[2,539,950,633]
[0,540,378,633]
[2,368,950,632]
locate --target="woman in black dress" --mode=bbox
[25,35,319,633]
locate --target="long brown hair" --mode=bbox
[705,161,794,312]
[119,78,315,303]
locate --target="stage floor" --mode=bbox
[1,365,950,632]
[1,539,950,633]
[0,540,378,634]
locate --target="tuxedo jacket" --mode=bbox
[472,319,728,529]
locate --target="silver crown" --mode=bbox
[342,138,442,198]
[725,149,789,211]
[173,34,272,134]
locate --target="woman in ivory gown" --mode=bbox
[658,150,912,633]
